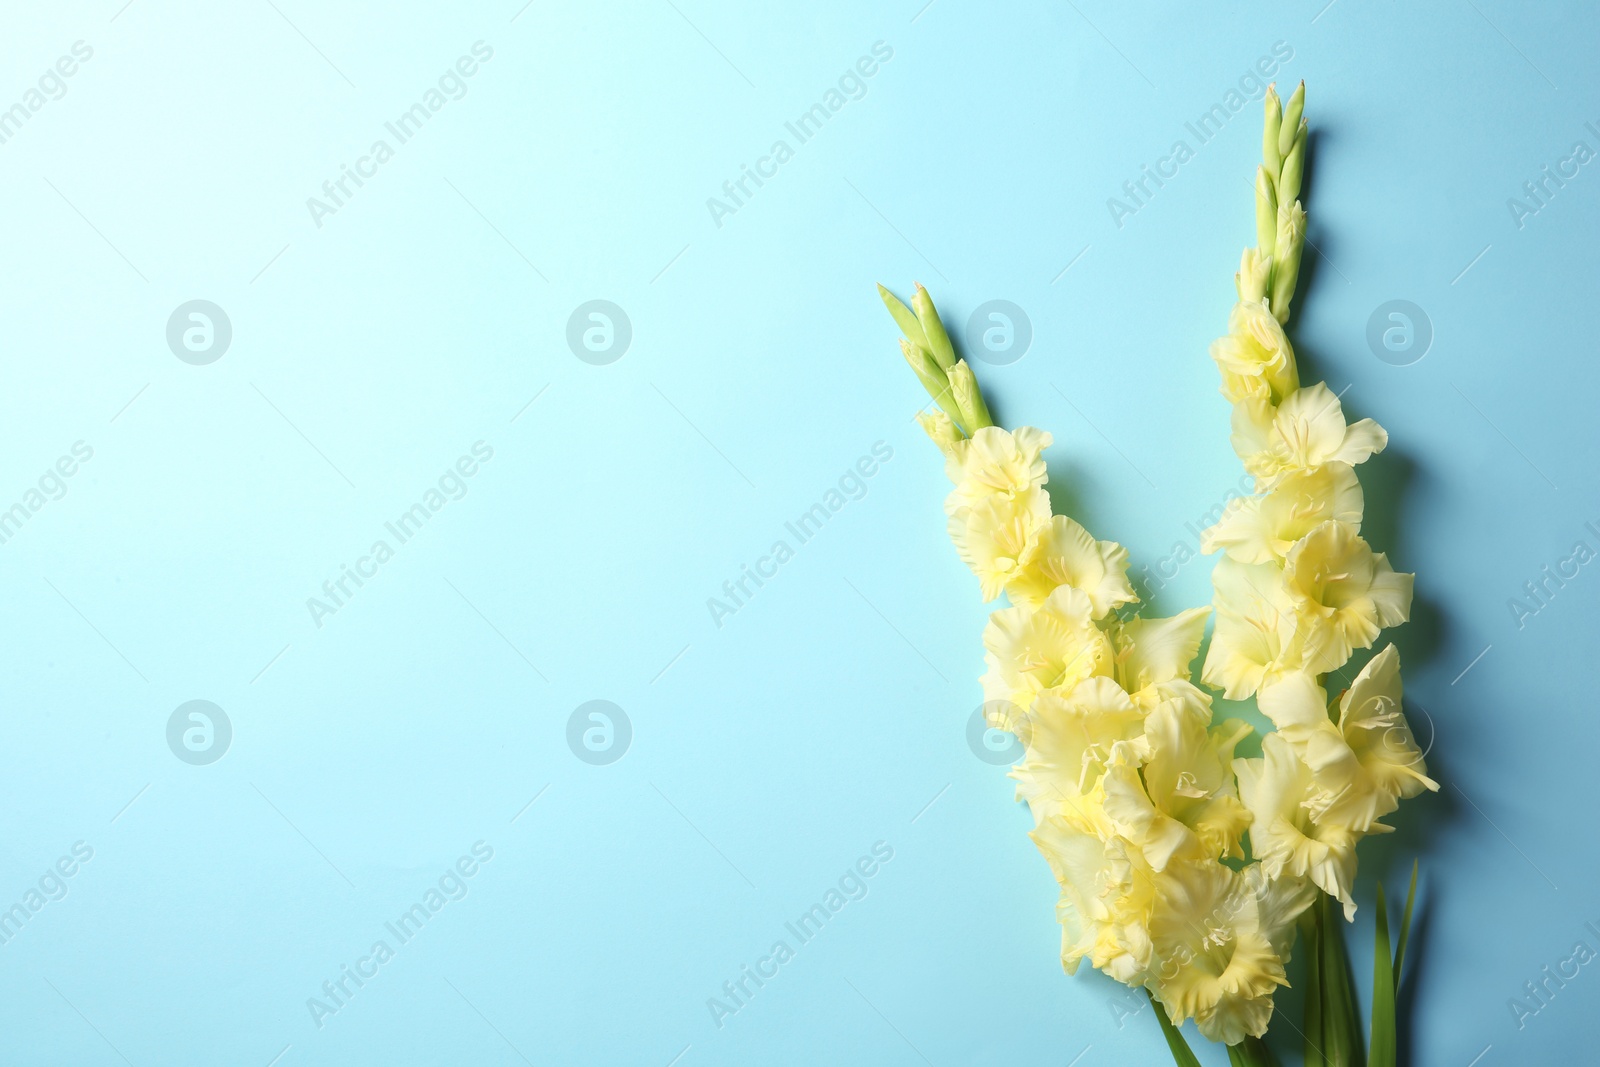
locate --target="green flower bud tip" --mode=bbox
[1278,121,1308,206]
[949,360,993,430]
[901,338,965,428]
[1262,84,1282,174]
[878,283,929,353]
[912,282,957,371]
[1270,203,1306,324]
[1278,81,1305,159]
[1255,165,1278,256]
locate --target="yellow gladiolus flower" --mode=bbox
[1011,675,1147,824]
[1109,607,1212,710]
[1101,706,1253,871]
[981,585,1114,713]
[1235,733,1362,919]
[1210,300,1300,405]
[1144,860,1303,1045]
[1202,462,1364,565]
[1006,514,1137,618]
[1200,559,1322,699]
[947,489,1050,602]
[1033,814,1156,982]
[1230,383,1388,488]
[1282,520,1413,675]
[943,425,1052,514]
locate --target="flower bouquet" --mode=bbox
[879,84,1435,1066]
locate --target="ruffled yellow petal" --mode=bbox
[1210,300,1299,406]
[947,488,1050,602]
[943,425,1051,512]
[1011,676,1147,824]
[1202,463,1364,565]
[1235,735,1362,918]
[1200,559,1319,699]
[1111,607,1212,707]
[1146,861,1289,1045]
[980,585,1115,713]
[1336,644,1439,801]
[1007,515,1137,618]
[1282,521,1412,675]
[1230,384,1387,488]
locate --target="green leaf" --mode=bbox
[1303,906,1325,1067]
[1321,894,1362,1067]
[1394,860,1419,987]
[1370,884,1396,1067]
[1232,1035,1278,1067]
[1147,989,1203,1067]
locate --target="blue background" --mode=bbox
[0,1,1595,1064]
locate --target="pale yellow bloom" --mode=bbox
[1257,669,1398,832]
[1102,702,1252,869]
[1033,813,1155,982]
[1145,860,1297,1045]
[1011,676,1146,824]
[1262,647,1437,833]
[943,425,1052,514]
[981,585,1115,713]
[1109,607,1212,710]
[1200,559,1322,699]
[1007,514,1137,618]
[1202,463,1364,565]
[1282,520,1412,675]
[1230,383,1387,488]
[1235,733,1363,919]
[1336,644,1438,802]
[1211,300,1300,405]
[947,490,1050,601]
